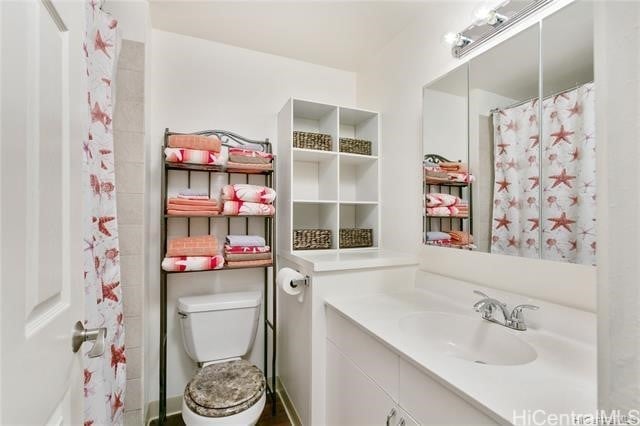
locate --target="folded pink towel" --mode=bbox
[228,148,273,164]
[167,235,219,257]
[167,210,219,216]
[162,255,225,272]
[222,184,276,204]
[168,198,218,207]
[168,135,221,152]
[225,259,273,268]
[167,203,219,211]
[222,201,275,216]
[226,162,272,173]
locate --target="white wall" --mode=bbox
[422,89,467,161]
[595,1,640,413]
[147,29,356,408]
[356,0,596,311]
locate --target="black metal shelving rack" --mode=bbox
[423,154,473,244]
[159,129,277,424]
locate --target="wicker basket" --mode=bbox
[293,131,332,151]
[293,229,332,250]
[339,228,373,248]
[339,138,372,156]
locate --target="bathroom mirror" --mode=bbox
[422,1,595,266]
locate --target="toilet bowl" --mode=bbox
[177,292,265,426]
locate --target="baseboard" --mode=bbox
[276,377,302,426]
[145,395,182,426]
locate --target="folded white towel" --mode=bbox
[225,235,266,247]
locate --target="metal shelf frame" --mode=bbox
[159,129,277,424]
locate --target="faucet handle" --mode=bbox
[473,290,490,299]
[509,304,539,330]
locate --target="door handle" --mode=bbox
[386,408,396,426]
[72,321,107,357]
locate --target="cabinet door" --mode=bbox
[327,340,397,425]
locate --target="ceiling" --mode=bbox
[149,1,432,72]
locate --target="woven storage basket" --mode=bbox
[293,131,332,151]
[339,228,373,248]
[339,138,372,156]
[293,229,332,250]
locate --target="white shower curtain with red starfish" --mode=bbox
[82,1,126,425]
[540,83,596,265]
[490,99,541,258]
[491,83,596,265]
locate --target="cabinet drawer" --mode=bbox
[327,306,399,400]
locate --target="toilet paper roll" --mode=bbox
[277,267,304,296]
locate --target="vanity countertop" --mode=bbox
[325,273,597,424]
[281,249,418,273]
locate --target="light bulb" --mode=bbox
[442,32,460,45]
[472,1,508,26]
[442,32,473,47]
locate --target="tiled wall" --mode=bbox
[114,39,146,426]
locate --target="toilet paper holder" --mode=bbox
[290,275,309,288]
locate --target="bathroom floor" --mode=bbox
[150,394,291,426]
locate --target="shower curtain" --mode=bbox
[491,83,596,265]
[82,1,126,425]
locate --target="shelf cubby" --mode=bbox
[339,203,379,249]
[292,148,338,201]
[293,201,338,250]
[339,154,378,203]
[293,99,338,151]
[338,107,379,156]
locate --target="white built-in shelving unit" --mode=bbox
[277,98,381,253]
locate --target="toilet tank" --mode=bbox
[177,291,262,363]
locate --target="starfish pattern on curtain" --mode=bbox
[82,1,126,425]
[491,83,596,265]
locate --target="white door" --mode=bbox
[1,0,86,424]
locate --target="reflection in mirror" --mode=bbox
[541,1,595,265]
[422,1,596,265]
[470,25,540,255]
[422,65,471,248]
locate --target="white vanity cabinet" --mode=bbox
[327,340,418,426]
[326,306,498,425]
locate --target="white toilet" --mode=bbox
[177,291,266,426]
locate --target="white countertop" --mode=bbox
[281,249,418,272]
[325,275,597,424]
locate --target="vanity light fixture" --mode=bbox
[442,32,473,48]
[445,0,554,58]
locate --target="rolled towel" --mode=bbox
[168,134,221,153]
[167,235,219,257]
[162,255,225,272]
[426,193,461,208]
[164,147,226,166]
[221,184,276,204]
[223,201,275,216]
[225,235,266,247]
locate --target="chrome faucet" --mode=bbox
[472,290,539,331]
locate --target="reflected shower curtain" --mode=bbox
[491,99,541,258]
[83,1,126,424]
[491,83,596,265]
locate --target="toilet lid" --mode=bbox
[185,359,265,418]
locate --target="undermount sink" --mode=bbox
[398,311,537,366]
